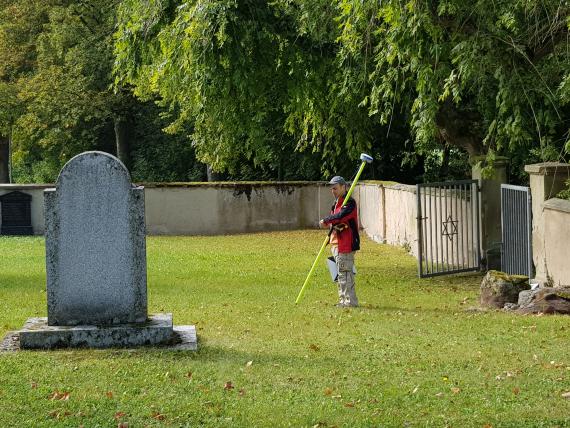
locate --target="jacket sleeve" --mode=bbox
[322,198,356,225]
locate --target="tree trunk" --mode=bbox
[277,154,284,181]
[439,144,450,179]
[114,117,130,169]
[435,100,484,156]
[206,165,222,182]
[0,136,9,183]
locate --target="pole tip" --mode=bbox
[360,153,373,163]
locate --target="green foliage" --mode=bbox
[114,0,386,178]
[337,0,570,163]
[558,179,570,200]
[114,0,570,182]
[0,0,207,183]
[3,0,570,182]
[0,0,115,182]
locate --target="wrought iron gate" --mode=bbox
[500,184,532,277]
[416,180,481,277]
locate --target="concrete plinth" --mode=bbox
[471,155,509,267]
[19,313,177,350]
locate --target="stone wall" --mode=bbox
[356,182,418,255]
[541,198,570,286]
[525,163,570,285]
[0,182,332,236]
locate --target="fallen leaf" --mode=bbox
[512,387,520,395]
[435,392,444,397]
[451,387,461,394]
[309,344,320,352]
[49,410,71,419]
[562,391,570,399]
[412,386,419,394]
[324,387,333,396]
[106,391,113,399]
[238,388,245,396]
[151,412,166,421]
[224,381,234,390]
[483,424,493,428]
[442,376,449,382]
[245,361,253,368]
[31,382,38,389]
[48,391,70,401]
[118,423,129,428]
[114,411,126,420]
[185,371,193,379]
[344,402,355,408]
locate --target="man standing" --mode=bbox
[319,176,360,307]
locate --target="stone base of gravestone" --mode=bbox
[14,314,197,350]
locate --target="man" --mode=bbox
[319,176,360,307]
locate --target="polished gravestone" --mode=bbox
[13,151,196,350]
[0,191,33,235]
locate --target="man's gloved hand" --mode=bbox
[318,219,327,229]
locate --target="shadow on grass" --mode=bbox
[11,341,332,368]
[0,272,45,290]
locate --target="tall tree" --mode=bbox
[335,0,570,169]
[0,0,206,183]
[114,0,381,179]
[115,0,569,182]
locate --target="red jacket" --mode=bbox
[322,195,360,253]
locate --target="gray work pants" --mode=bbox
[332,247,358,307]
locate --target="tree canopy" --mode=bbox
[1,0,568,183]
[114,0,569,181]
[0,0,205,183]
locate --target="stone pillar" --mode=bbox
[524,162,570,281]
[471,156,509,268]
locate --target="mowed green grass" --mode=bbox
[0,231,568,427]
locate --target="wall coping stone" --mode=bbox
[543,198,570,214]
[0,181,328,190]
[0,184,54,189]
[524,162,570,176]
[359,181,416,193]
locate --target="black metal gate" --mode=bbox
[416,180,481,277]
[500,184,532,277]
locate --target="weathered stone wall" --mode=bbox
[542,198,570,286]
[0,182,332,236]
[356,182,418,254]
[143,182,332,235]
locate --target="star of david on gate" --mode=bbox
[441,215,458,241]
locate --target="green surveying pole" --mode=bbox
[295,153,374,304]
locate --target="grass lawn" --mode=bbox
[0,230,569,427]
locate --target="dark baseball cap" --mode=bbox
[328,176,347,186]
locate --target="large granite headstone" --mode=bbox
[15,151,196,350]
[44,151,146,325]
